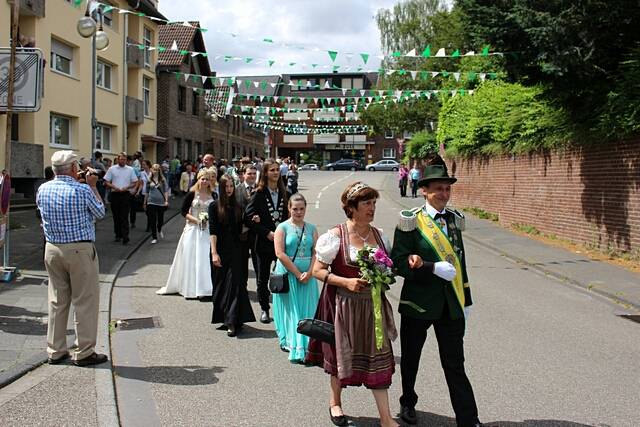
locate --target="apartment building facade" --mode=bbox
[0,0,165,196]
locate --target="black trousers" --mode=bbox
[129,195,138,225]
[400,313,479,427]
[110,192,130,239]
[146,205,165,239]
[411,179,419,198]
[255,250,275,312]
[240,233,259,286]
[400,178,408,197]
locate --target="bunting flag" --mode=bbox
[171,70,497,91]
[130,41,502,69]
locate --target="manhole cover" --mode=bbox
[115,316,162,330]
[618,314,640,324]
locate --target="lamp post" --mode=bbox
[77,1,109,154]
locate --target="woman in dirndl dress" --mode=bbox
[306,181,399,427]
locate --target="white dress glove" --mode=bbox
[433,261,457,281]
[464,306,471,320]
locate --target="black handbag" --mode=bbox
[297,318,335,344]
[268,224,305,294]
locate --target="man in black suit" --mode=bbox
[244,160,289,323]
[235,165,259,285]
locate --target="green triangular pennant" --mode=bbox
[360,53,369,64]
[245,57,253,63]
[451,49,460,57]
[328,51,338,62]
[268,60,275,67]
[421,45,431,57]
[481,46,489,56]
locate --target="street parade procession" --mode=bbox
[2,1,640,426]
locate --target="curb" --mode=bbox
[379,174,640,313]
[0,208,183,415]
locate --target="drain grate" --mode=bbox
[115,316,162,330]
[618,314,640,324]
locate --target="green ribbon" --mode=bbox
[371,278,384,350]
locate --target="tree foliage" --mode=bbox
[437,81,571,156]
[402,130,439,162]
[457,0,640,128]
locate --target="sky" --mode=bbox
[158,0,400,78]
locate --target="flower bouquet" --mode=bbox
[198,211,208,230]
[355,245,396,350]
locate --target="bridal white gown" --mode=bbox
[157,194,213,298]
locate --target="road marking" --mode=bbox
[317,192,322,199]
[315,200,320,209]
[314,172,355,209]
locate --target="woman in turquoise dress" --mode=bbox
[272,193,319,363]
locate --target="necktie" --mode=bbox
[434,212,447,233]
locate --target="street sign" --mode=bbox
[0,47,44,112]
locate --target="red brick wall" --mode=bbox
[450,139,640,252]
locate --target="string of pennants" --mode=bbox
[129,41,499,70]
[245,120,369,135]
[174,70,499,88]
[198,86,476,111]
[86,0,501,64]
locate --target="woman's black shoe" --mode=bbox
[227,325,237,337]
[329,407,348,426]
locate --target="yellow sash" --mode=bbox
[415,211,465,311]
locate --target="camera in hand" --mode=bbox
[77,167,99,183]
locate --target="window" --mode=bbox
[96,60,112,89]
[175,137,182,158]
[143,77,151,117]
[51,38,73,75]
[95,123,112,151]
[186,139,193,160]
[50,114,71,147]
[352,77,363,90]
[192,92,199,116]
[384,130,394,139]
[178,86,186,112]
[383,148,396,158]
[143,27,153,67]
[341,78,352,90]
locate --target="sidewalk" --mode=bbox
[384,176,640,313]
[0,196,184,388]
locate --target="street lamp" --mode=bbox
[76,1,109,154]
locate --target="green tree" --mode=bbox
[402,130,439,163]
[458,0,640,130]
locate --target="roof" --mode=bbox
[158,22,212,77]
[128,0,167,21]
[205,86,233,118]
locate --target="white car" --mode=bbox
[366,159,400,171]
[299,163,319,170]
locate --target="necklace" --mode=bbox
[350,223,371,242]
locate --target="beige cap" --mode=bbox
[51,150,78,167]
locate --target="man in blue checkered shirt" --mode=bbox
[36,150,108,367]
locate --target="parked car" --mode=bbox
[366,159,400,171]
[299,163,319,170]
[325,159,361,171]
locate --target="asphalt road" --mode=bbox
[111,171,640,427]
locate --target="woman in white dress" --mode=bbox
[157,169,215,298]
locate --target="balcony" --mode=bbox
[20,0,45,18]
[126,38,144,68]
[126,96,144,124]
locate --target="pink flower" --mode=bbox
[373,247,393,268]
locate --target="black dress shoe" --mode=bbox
[329,407,348,426]
[47,352,70,365]
[399,405,417,425]
[260,310,270,323]
[227,325,237,337]
[73,352,108,367]
[122,237,130,245]
[114,237,122,242]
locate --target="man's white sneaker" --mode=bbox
[159,231,164,239]
[151,239,157,244]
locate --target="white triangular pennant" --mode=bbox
[184,74,190,82]
[201,76,208,84]
[170,40,178,51]
[405,48,416,57]
[435,48,446,57]
[341,88,348,96]
[431,72,439,78]
[410,71,418,80]
[323,80,331,89]
[453,73,461,81]
[464,50,475,56]
[360,90,366,97]
[479,73,486,82]
[182,21,192,27]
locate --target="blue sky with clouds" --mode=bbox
[158,0,399,77]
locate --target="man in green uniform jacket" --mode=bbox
[391,161,481,427]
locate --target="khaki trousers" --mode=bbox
[44,242,100,360]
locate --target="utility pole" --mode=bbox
[1,0,20,274]
[4,0,19,173]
